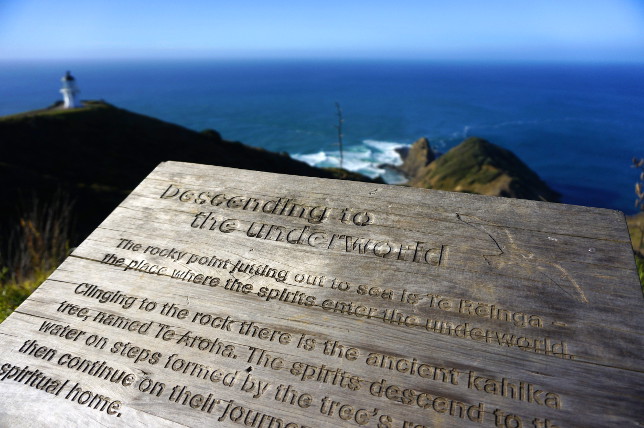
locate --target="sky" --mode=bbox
[1,0,643,62]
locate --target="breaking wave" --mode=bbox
[293,139,407,184]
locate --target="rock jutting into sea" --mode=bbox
[396,137,436,178]
[397,136,560,202]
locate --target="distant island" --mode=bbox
[0,100,559,244]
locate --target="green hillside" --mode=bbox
[0,101,375,240]
[408,137,560,202]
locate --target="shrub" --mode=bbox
[0,191,74,323]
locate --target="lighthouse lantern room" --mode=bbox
[60,71,80,109]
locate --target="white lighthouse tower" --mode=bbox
[60,71,80,108]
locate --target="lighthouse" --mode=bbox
[60,71,80,109]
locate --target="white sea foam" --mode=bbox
[293,139,408,183]
[295,151,328,165]
[363,140,405,166]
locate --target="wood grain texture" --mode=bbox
[0,161,642,428]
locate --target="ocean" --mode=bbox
[1,59,642,214]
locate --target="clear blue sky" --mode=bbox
[1,0,643,61]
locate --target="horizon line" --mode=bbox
[2,56,644,65]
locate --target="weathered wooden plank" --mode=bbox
[1,161,642,427]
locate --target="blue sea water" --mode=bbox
[1,59,643,213]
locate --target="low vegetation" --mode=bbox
[627,213,644,289]
[0,192,74,323]
[636,256,644,288]
[629,157,644,290]
[0,267,55,323]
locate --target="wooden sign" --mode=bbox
[1,161,642,427]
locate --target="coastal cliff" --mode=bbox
[0,101,377,240]
[396,137,435,177]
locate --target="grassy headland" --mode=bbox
[0,101,378,240]
[406,137,561,202]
